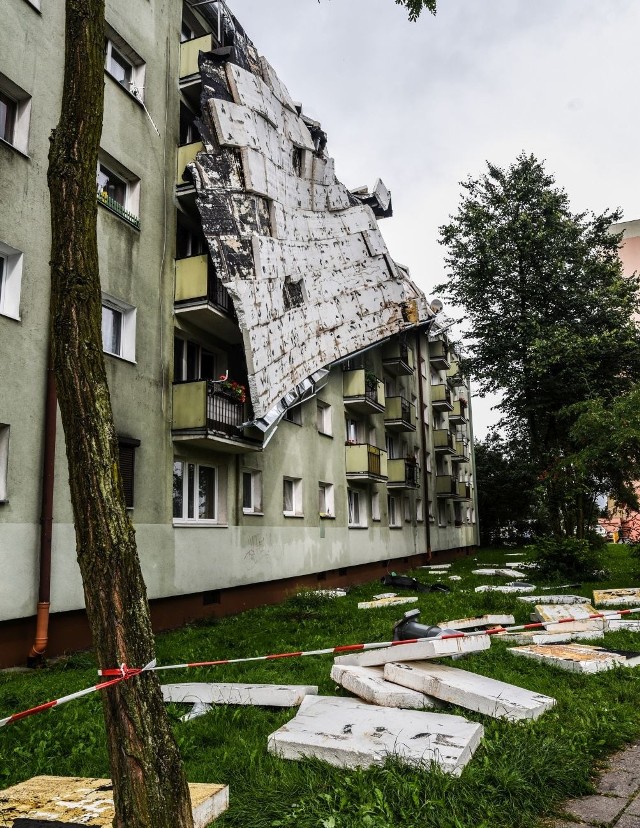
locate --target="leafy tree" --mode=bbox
[47,1,193,826]
[437,153,640,534]
[396,0,437,20]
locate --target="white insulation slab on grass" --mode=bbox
[518,595,590,604]
[438,614,515,631]
[475,584,535,594]
[333,632,490,668]
[509,643,640,673]
[593,588,640,607]
[162,682,318,707]
[358,596,418,609]
[605,618,640,631]
[472,568,527,578]
[531,604,597,623]
[267,695,484,774]
[383,661,556,721]
[330,664,440,709]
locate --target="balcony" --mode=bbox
[176,141,203,186]
[179,34,215,106]
[343,369,385,414]
[433,429,455,453]
[387,458,420,489]
[172,380,260,453]
[449,398,468,424]
[429,340,450,370]
[452,438,470,463]
[345,443,388,482]
[382,344,414,376]
[456,481,472,500]
[447,362,464,386]
[431,383,453,412]
[384,396,416,432]
[174,254,241,343]
[435,474,458,498]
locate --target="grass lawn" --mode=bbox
[2,545,640,827]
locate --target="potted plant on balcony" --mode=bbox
[364,370,378,391]
[218,376,247,404]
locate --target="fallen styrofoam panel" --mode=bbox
[518,594,590,604]
[438,614,515,631]
[505,553,525,557]
[267,695,483,774]
[472,568,527,578]
[475,584,535,594]
[494,630,574,645]
[0,776,228,826]
[509,643,640,673]
[311,588,347,598]
[373,592,398,600]
[449,575,462,581]
[162,682,317,707]
[181,701,213,722]
[358,596,418,609]
[330,664,440,709]
[604,618,640,632]
[495,622,604,645]
[384,661,556,721]
[334,632,490,668]
[593,588,640,607]
[418,564,451,570]
[545,619,604,634]
[531,603,597,623]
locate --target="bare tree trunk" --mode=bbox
[47,2,193,826]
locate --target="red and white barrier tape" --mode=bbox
[2,607,640,728]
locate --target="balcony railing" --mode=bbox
[433,429,455,452]
[452,438,470,462]
[173,380,245,436]
[431,383,453,411]
[343,369,385,413]
[457,481,472,500]
[97,191,140,229]
[345,443,388,480]
[175,254,233,315]
[384,396,416,432]
[449,398,468,423]
[179,33,215,80]
[176,141,204,185]
[382,344,414,376]
[435,474,458,497]
[429,339,450,370]
[387,458,420,488]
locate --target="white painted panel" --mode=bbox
[162,682,317,707]
[593,588,640,606]
[509,643,640,673]
[330,664,440,709]
[334,633,490,668]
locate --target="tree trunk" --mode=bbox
[47,2,193,826]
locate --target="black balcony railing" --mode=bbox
[208,270,233,315]
[206,384,245,435]
[367,445,382,477]
[405,461,419,487]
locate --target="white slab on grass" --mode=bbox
[472,568,527,578]
[267,695,484,774]
[333,632,490,668]
[531,603,597,623]
[358,596,418,609]
[384,661,556,721]
[418,564,451,570]
[605,618,640,631]
[162,682,317,707]
[593,588,640,607]
[509,643,640,673]
[330,664,440,709]
[439,614,515,631]
[475,584,535,594]
[518,594,590,604]
[494,630,574,646]
[310,589,347,598]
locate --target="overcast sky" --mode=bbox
[228,0,640,436]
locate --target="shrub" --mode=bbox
[533,536,604,580]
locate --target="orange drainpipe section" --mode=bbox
[28,352,56,666]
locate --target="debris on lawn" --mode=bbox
[449,575,462,581]
[0,776,229,826]
[392,609,461,641]
[330,664,441,709]
[593,588,640,607]
[604,617,640,632]
[531,603,597,623]
[437,614,515,631]
[310,588,348,598]
[333,630,491,668]
[267,695,484,774]
[381,573,431,593]
[358,595,418,609]
[518,594,589,604]
[161,682,318,709]
[383,661,556,721]
[472,568,527,578]
[475,584,536,594]
[509,643,640,673]
[418,564,451,570]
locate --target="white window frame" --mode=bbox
[437,500,447,527]
[0,74,31,155]
[0,241,23,320]
[101,293,136,362]
[416,498,424,523]
[316,401,332,436]
[0,424,9,502]
[428,499,434,523]
[318,481,334,518]
[404,496,411,523]
[371,491,381,522]
[283,476,303,517]
[347,488,367,528]
[104,25,146,101]
[96,154,141,222]
[388,494,401,528]
[173,460,219,524]
[242,469,263,515]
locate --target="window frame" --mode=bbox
[118,437,140,509]
[242,468,263,515]
[388,494,401,528]
[96,155,141,228]
[316,400,332,436]
[283,404,302,426]
[101,293,136,362]
[0,74,31,155]
[371,491,381,522]
[0,241,23,321]
[0,424,9,503]
[318,481,335,518]
[173,459,219,525]
[347,488,367,528]
[104,25,146,101]
[283,476,303,517]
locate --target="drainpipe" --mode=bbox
[415,326,432,560]
[28,350,56,666]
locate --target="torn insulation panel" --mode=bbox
[187,32,431,420]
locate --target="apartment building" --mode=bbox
[0,0,478,666]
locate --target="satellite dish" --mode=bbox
[430,298,443,314]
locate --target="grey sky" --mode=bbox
[228,0,640,436]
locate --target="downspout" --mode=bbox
[415,326,432,560]
[28,349,56,666]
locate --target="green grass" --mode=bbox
[2,546,640,827]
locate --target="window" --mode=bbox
[0,74,31,154]
[242,469,263,514]
[318,482,334,517]
[416,498,424,522]
[284,405,302,425]
[345,417,361,444]
[316,401,332,436]
[179,103,200,146]
[0,241,23,320]
[96,157,140,228]
[371,491,381,521]
[173,336,219,382]
[173,460,218,523]
[102,295,136,362]
[283,476,303,516]
[388,495,401,527]
[404,496,411,523]
[104,26,146,100]
[437,500,447,526]
[348,488,366,527]
[428,499,434,522]
[0,425,9,502]
[118,438,140,508]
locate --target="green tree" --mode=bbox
[437,153,640,535]
[47,1,193,826]
[396,0,437,20]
